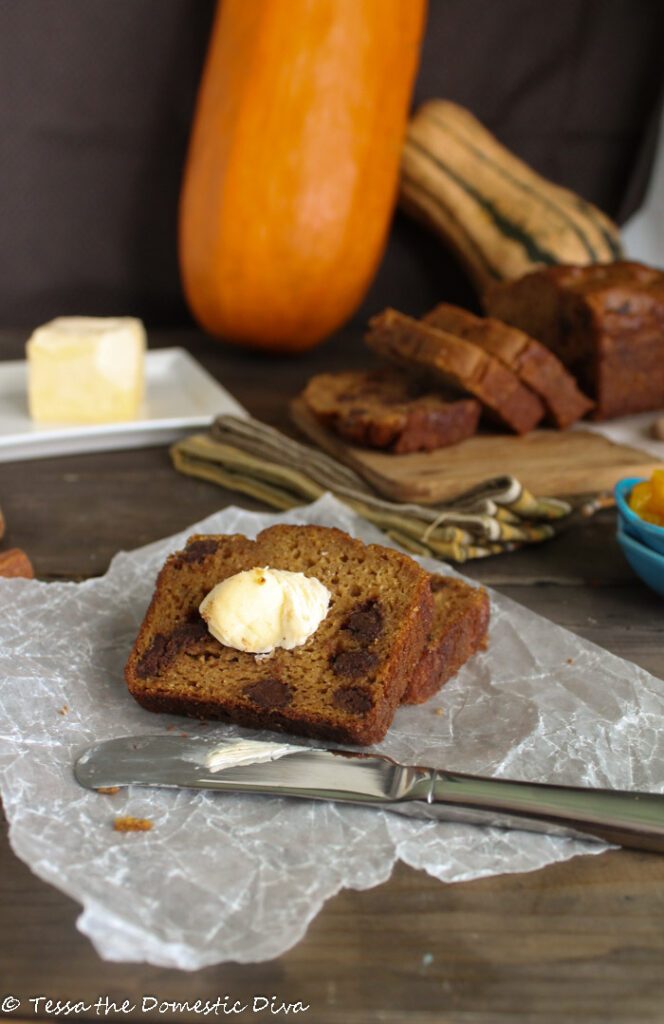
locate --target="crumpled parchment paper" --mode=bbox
[1,494,663,970]
[575,411,664,462]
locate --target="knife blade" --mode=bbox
[74,734,664,853]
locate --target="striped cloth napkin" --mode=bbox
[170,415,607,562]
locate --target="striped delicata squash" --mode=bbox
[399,99,623,294]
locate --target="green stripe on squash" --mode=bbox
[399,101,623,292]
[399,163,503,283]
[427,112,601,262]
[407,137,563,267]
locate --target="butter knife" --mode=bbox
[74,734,664,852]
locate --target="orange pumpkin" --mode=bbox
[179,0,427,353]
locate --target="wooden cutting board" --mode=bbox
[290,397,664,504]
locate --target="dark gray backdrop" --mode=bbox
[1,0,662,331]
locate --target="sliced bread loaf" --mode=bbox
[366,309,544,434]
[483,262,664,421]
[422,303,594,429]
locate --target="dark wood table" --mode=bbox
[1,327,663,1024]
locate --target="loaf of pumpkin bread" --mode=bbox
[366,309,544,434]
[125,525,435,746]
[484,262,664,421]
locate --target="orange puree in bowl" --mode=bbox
[629,469,664,527]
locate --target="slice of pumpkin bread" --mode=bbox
[366,308,544,434]
[403,574,489,705]
[125,525,434,746]
[301,367,481,453]
[422,303,594,429]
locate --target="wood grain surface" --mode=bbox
[0,327,663,1024]
[290,396,663,503]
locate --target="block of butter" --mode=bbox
[26,316,146,424]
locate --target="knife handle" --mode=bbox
[427,771,664,852]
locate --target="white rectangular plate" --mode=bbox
[0,347,247,462]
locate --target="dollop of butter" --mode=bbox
[199,567,330,654]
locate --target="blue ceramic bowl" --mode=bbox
[616,526,664,599]
[614,476,664,557]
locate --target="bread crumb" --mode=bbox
[96,786,120,795]
[435,708,444,715]
[567,658,574,664]
[58,705,68,715]
[113,815,153,832]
